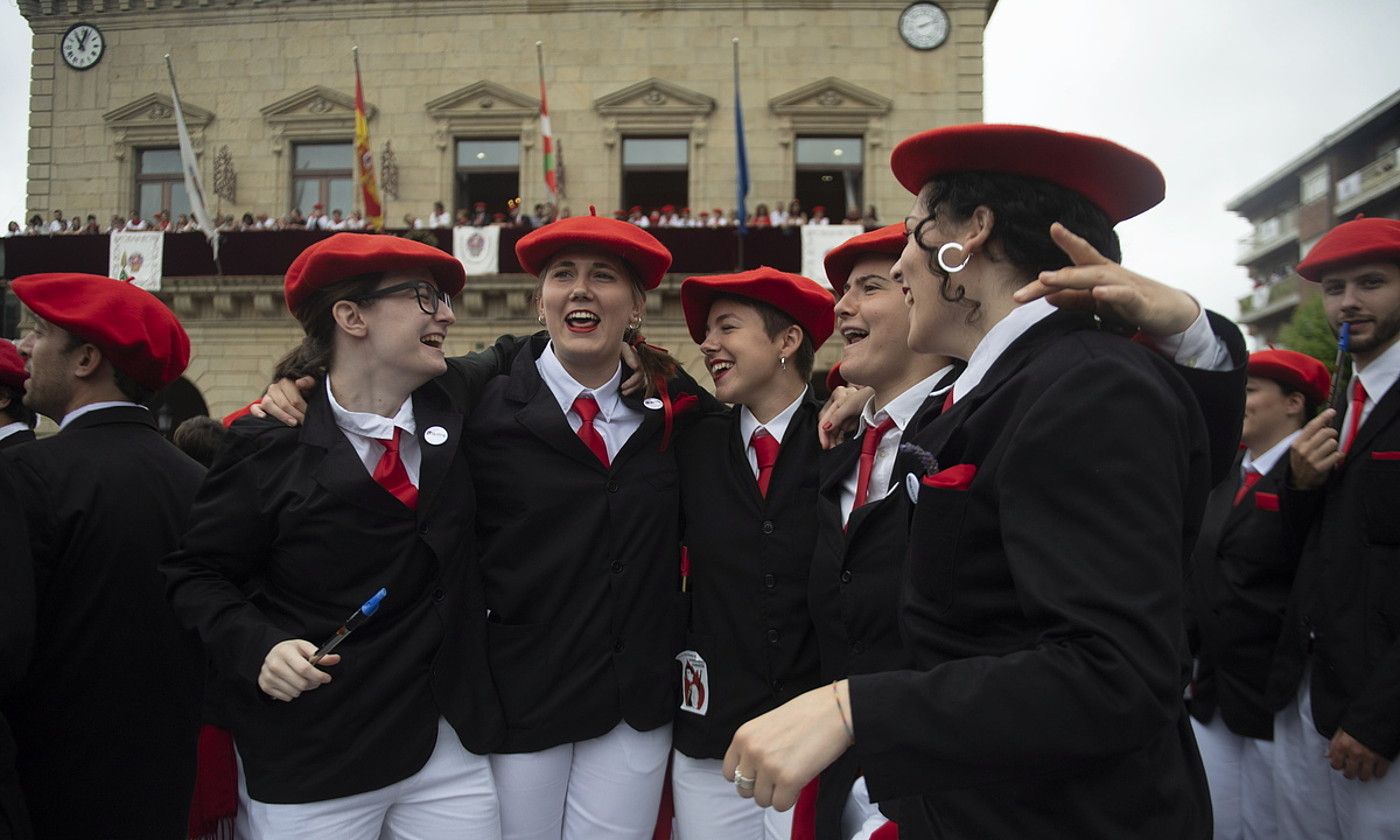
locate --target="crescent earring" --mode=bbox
[537,313,546,326]
[779,356,787,372]
[937,242,971,274]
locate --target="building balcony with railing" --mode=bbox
[1236,207,1300,266]
[1335,147,1400,216]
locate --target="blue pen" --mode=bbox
[1328,322,1351,409]
[309,587,387,665]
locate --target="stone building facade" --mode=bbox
[11,0,997,420]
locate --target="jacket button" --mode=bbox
[610,560,624,573]
[432,588,445,603]
[607,480,619,493]
[840,570,853,584]
[852,640,865,654]
[764,573,776,589]
[614,638,625,653]
[766,629,779,645]
[761,521,774,535]
[418,524,430,536]
[771,679,783,693]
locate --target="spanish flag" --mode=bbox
[353,47,383,231]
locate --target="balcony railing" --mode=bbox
[1,226,827,280]
[1335,148,1400,215]
[1236,207,1300,265]
[1236,275,1302,325]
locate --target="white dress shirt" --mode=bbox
[839,366,955,524]
[947,299,1231,406]
[535,343,642,462]
[325,376,421,486]
[1243,430,1302,478]
[0,421,30,443]
[1342,336,1400,450]
[58,400,143,431]
[737,388,808,478]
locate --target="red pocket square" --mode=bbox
[1370,451,1400,461]
[1254,492,1279,511]
[921,463,977,490]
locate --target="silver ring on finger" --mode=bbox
[734,770,756,792]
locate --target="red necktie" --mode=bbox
[853,417,898,509]
[1342,378,1369,455]
[941,390,955,413]
[372,427,418,509]
[751,428,780,497]
[1232,467,1262,507]
[572,396,610,467]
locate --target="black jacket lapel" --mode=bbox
[301,385,415,520]
[505,339,611,474]
[1342,378,1400,470]
[412,380,463,518]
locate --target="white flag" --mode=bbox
[801,225,865,289]
[110,231,165,291]
[453,225,500,276]
[166,56,219,263]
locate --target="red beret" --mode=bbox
[515,214,672,290]
[283,233,466,315]
[0,339,27,389]
[890,123,1165,224]
[1248,349,1330,404]
[9,273,190,390]
[824,224,907,297]
[1296,217,1400,282]
[681,267,836,349]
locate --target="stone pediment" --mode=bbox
[260,86,373,125]
[768,77,891,117]
[594,78,715,118]
[426,81,539,121]
[103,92,213,129]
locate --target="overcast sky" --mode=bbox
[1,0,1398,321]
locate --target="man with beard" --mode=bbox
[1274,216,1400,838]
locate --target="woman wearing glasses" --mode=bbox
[163,234,505,839]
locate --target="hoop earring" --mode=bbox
[628,316,643,330]
[537,314,545,326]
[779,356,787,372]
[937,242,971,274]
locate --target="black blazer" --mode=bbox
[0,468,33,840]
[1185,451,1296,739]
[672,392,824,759]
[1273,375,1400,760]
[1,407,205,840]
[163,376,503,804]
[847,312,1214,839]
[462,334,709,753]
[0,429,33,451]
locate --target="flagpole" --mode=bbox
[351,46,363,222]
[732,37,748,271]
[164,53,222,275]
[536,41,558,206]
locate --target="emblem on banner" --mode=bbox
[676,650,709,715]
[467,232,486,258]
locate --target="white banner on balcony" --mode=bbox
[109,231,165,291]
[801,224,865,289]
[453,225,500,276]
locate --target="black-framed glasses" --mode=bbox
[346,281,452,315]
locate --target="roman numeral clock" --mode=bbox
[61,22,105,71]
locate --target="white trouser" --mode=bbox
[1272,673,1400,838]
[236,717,500,840]
[1189,714,1276,839]
[845,777,891,840]
[491,721,672,840]
[671,751,792,840]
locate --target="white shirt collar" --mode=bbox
[325,376,415,441]
[1242,429,1302,477]
[0,421,30,442]
[536,341,624,421]
[58,400,144,431]
[859,365,957,435]
[739,387,808,446]
[1355,335,1400,405]
[948,298,1057,404]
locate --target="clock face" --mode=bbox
[899,2,950,51]
[61,23,104,70]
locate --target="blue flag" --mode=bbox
[734,54,750,234]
